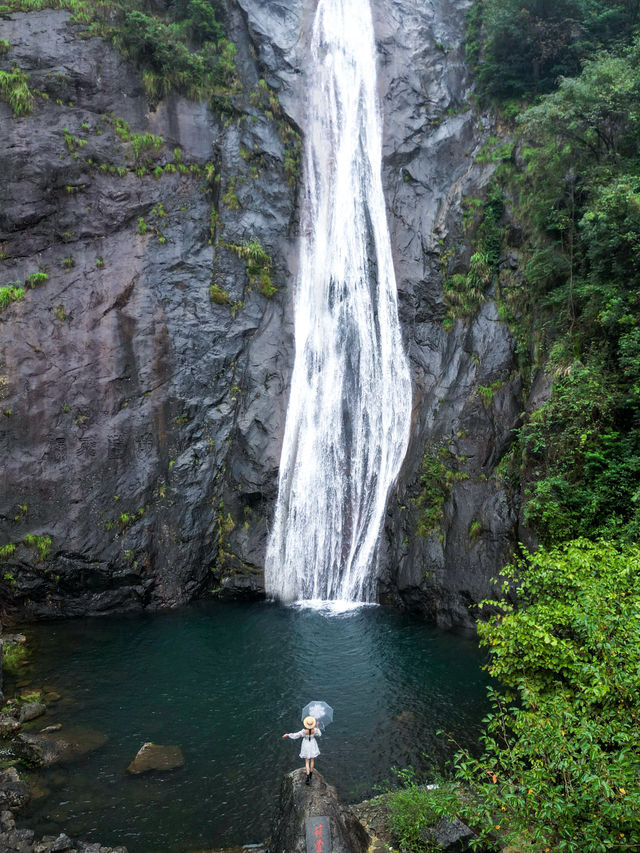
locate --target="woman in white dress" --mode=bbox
[282,714,322,785]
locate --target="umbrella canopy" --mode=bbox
[302,700,334,730]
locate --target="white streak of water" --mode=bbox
[265,0,412,603]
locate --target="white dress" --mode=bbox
[288,727,321,758]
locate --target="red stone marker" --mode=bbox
[305,816,331,853]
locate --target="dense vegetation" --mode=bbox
[390,540,640,851]
[393,1,640,850]
[467,0,640,103]
[463,1,640,547]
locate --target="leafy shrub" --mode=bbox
[0,66,34,116]
[23,534,52,561]
[227,238,276,298]
[436,539,640,851]
[26,271,48,287]
[480,36,640,545]
[388,771,458,852]
[0,543,16,560]
[0,285,24,311]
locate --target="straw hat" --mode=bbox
[303,715,316,729]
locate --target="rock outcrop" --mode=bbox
[0,4,295,619]
[1,0,526,629]
[268,769,370,853]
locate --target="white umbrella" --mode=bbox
[302,700,334,731]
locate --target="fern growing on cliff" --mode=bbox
[0,66,34,116]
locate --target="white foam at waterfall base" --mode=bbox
[265,0,411,604]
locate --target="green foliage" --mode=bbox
[2,0,237,108]
[0,285,25,311]
[469,519,483,539]
[520,361,640,543]
[0,543,16,560]
[414,453,450,536]
[2,642,28,674]
[413,449,467,537]
[26,271,48,287]
[486,37,640,545]
[442,184,504,330]
[227,238,276,298]
[476,380,503,407]
[222,177,239,210]
[209,282,231,305]
[116,507,145,529]
[114,8,238,103]
[0,66,34,116]
[0,39,10,54]
[469,0,640,103]
[438,539,640,851]
[387,771,459,852]
[23,534,52,561]
[63,127,87,152]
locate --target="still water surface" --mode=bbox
[17,602,490,852]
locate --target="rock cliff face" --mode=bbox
[0,0,522,629]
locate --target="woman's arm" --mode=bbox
[283,729,304,739]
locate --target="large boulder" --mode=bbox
[268,769,369,853]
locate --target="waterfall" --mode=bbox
[264,0,412,604]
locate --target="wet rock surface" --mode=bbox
[268,769,370,853]
[1,0,530,629]
[0,6,295,620]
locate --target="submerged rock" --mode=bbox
[15,728,107,767]
[268,769,369,853]
[126,742,185,774]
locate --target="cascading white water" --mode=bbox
[264,0,412,605]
